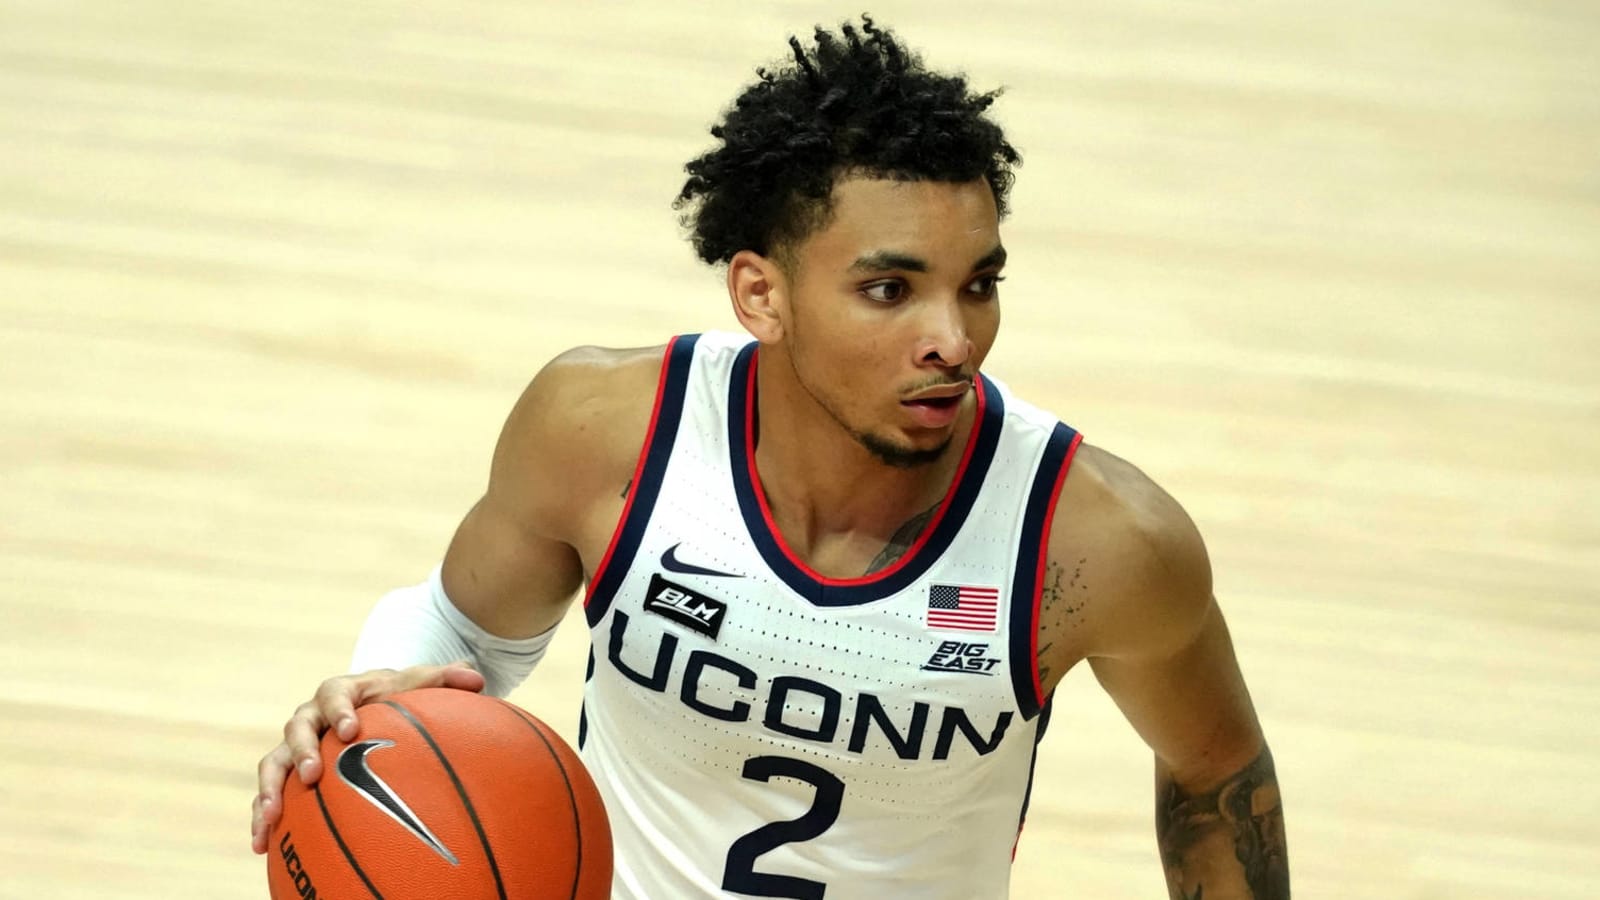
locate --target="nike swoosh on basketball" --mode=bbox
[661,543,743,579]
[337,739,460,865]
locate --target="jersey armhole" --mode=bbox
[1006,424,1083,719]
[583,333,701,626]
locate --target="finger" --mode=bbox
[435,660,486,693]
[382,660,485,694]
[251,791,266,854]
[253,743,294,853]
[319,684,361,743]
[251,791,280,855]
[257,742,294,806]
[283,701,329,785]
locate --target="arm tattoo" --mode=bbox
[620,478,632,500]
[863,503,940,575]
[1158,748,1289,899]
[1036,557,1087,687]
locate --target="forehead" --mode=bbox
[797,176,1000,270]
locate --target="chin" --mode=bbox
[857,431,952,469]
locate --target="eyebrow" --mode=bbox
[849,250,929,274]
[972,245,1007,271]
[848,245,1007,275]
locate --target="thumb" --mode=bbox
[434,659,486,693]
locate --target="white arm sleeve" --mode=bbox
[349,565,555,698]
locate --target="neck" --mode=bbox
[748,348,973,575]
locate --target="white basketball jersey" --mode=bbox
[578,332,1082,900]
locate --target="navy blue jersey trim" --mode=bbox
[578,648,595,749]
[585,333,700,628]
[727,345,1006,606]
[1016,695,1054,836]
[1007,422,1081,720]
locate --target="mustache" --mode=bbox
[900,374,975,395]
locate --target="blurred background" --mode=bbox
[2,1,1596,897]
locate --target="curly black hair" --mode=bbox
[674,15,1020,267]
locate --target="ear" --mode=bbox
[727,250,787,342]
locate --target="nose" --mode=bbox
[916,296,972,370]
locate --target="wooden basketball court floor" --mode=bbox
[2,2,1596,897]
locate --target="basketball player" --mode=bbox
[251,17,1289,899]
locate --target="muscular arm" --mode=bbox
[1155,745,1287,899]
[251,344,660,853]
[439,344,662,640]
[1100,602,1289,899]
[1039,445,1289,899]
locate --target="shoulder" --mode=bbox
[485,343,671,528]
[506,343,668,440]
[1043,442,1214,664]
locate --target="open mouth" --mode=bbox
[903,395,962,411]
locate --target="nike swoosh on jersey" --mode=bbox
[336,739,459,865]
[661,542,743,578]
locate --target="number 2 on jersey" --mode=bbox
[721,756,845,899]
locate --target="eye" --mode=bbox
[967,274,1005,297]
[860,280,906,303]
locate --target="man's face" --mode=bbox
[776,175,1005,468]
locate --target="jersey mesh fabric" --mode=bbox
[580,332,1074,900]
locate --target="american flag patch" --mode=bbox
[926,584,1000,632]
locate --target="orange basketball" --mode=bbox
[267,688,612,900]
